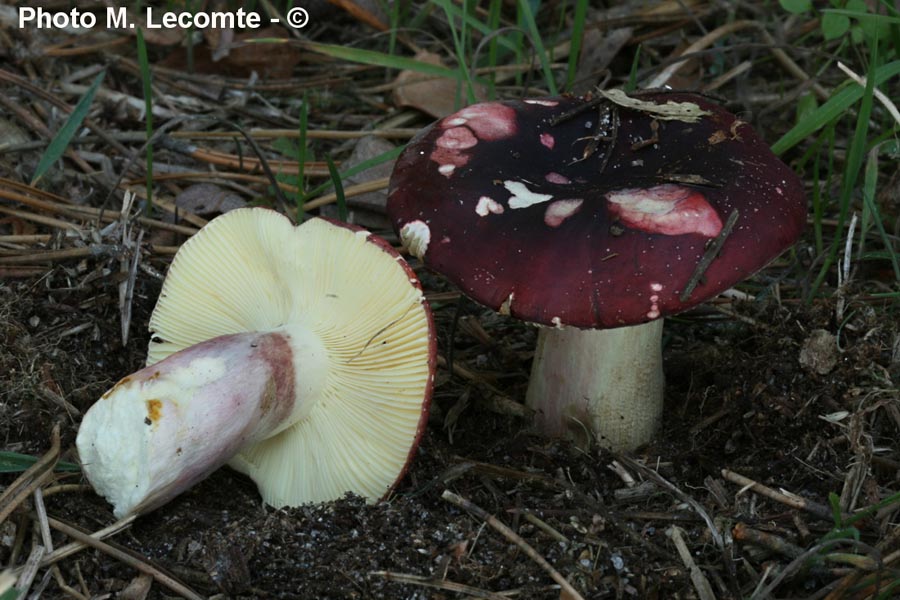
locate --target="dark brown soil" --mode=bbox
[2,261,898,598]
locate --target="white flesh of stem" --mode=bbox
[525,320,664,451]
[76,324,326,517]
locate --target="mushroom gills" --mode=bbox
[76,209,435,516]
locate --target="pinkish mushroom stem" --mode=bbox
[525,320,664,451]
[77,327,325,518]
[77,209,436,518]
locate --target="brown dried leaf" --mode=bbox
[571,26,633,95]
[175,183,246,217]
[392,51,488,118]
[320,135,394,229]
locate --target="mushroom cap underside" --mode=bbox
[146,208,435,508]
[388,93,806,328]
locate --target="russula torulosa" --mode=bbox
[387,92,805,451]
[77,208,435,517]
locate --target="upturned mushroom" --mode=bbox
[387,91,805,451]
[77,208,435,517]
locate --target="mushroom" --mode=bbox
[387,92,805,451]
[77,208,435,517]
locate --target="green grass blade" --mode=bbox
[0,587,21,600]
[809,135,825,254]
[0,451,80,473]
[438,0,477,105]
[809,36,879,298]
[388,0,402,59]
[517,0,559,94]
[862,149,900,281]
[325,155,348,222]
[875,580,900,600]
[136,27,155,214]
[828,491,844,527]
[565,0,588,91]
[625,44,642,93]
[303,41,467,80]
[297,93,309,214]
[302,145,404,204]
[771,59,900,156]
[823,8,900,24]
[486,0,502,98]
[31,70,105,185]
[843,486,900,528]
[430,0,518,54]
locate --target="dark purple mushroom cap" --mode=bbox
[388,93,805,328]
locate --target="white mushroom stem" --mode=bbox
[76,325,327,518]
[525,320,664,451]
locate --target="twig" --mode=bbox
[370,571,511,600]
[820,508,900,598]
[732,523,805,559]
[607,460,637,487]
[303,177,391,211]
[0,67,132,157]
[668,526,716,600]
[14,545,45,597]
[0,205,83,233]
[521,512,569,543]
[436,356,533,419]
[0,245,123,265]
[752,539,881,600]
[45,517,205,600]
[33,489,53,552]
[647,21,757,88]
[441,490,586,600]
[0,129,420,154]
[703,60,753,92]
[0,425,60,526]
[721,469,835,521]
[680,209,739,302]
[10,515,137,574]
[617,455,740,598]
[0,187,198,236]
[758,28,830,102]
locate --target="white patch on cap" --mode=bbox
[400,220,431,259]
[446,117,468,126]
[545,172,571,185]
[606,185,687,214]
[647,282,663,319]
[475,196,505,217]
[438,164,456,177]
[505,181,553,209]
[436,127,477,150]
[540,133,555,149]
[551,316,563,328]
[524,99,559,106]
[543,199,583,227]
